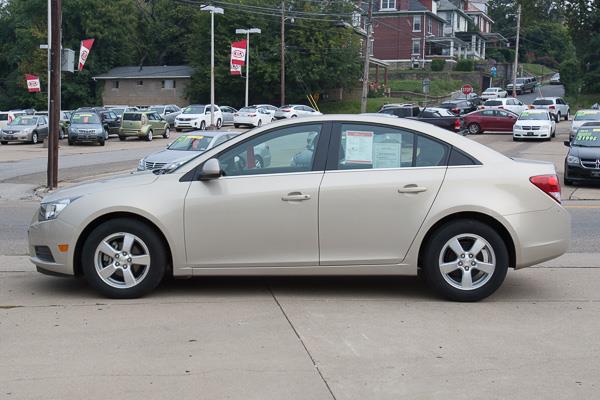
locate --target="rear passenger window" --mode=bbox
[448,147,480,166]
[335,124,449,170]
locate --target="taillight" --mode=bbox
[530,174,561,203]
[233,113,239,116]
[549,105,556,109]
[249,113,256,117]
[479,106,484,110]
[281,108,291,112]
[528,105,535,109]
[499,106,504,109]
[454,118,461,131]
[452,108,460,113]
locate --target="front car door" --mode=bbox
[184,123,329,268]
[479,110,496,131]
[496,110,518,131]
[318,122,449,265]
[38,117,49,139]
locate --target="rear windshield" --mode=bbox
[168,135,213,151]
[71,113,100,124]
[149,107,165,114]
[574,111,600,121]
[484,88,498,92]
[484,100,503,106]
[123,113,142,121]
[532,99,553,105]
[239,107,257,112]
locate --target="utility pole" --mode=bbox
[236,28,261,107]
[201,6,224,128]
[511,3,521,98]
[360,0,373,114]
[280,0,285,107]
[47,0,61,189]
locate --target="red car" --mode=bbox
[462,109,519,134]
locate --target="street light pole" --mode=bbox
[201,6,224,128]
[47,0,61,189]
[512,4,521,98]
[360,0,373,114]
[281,1,285,107]
[236,28,261,107]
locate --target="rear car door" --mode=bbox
[38,117,49,139]
[479,110,496,130]
[318,122,449,265]
[148,112,166,134]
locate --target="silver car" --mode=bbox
[274,104,322,119]
[29,115,569,301]
[138,131,238,171]
[0,115,48,144]
[219,106,237,126]
[148,105,182,128]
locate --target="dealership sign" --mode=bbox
[25,74,41,92]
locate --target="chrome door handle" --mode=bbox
[398,185,427,194]
[282,192,312,201]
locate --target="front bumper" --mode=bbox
[565,164,600,181]
[0,132,31,142]
[513,127,552,139]
[70,133,102,142]
[29,216,77,276]
[175,120,201,128]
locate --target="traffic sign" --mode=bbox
[461,84,473,95]
[422,78,430,95]
[490,66,497,78]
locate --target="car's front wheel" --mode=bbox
[564,111,570,121]
[422,219,509,302]
[146,130,153,141]
[163,127,170,139]
[468,122,481,135]
[81,218,167,298]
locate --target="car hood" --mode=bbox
[41,172,158,203]
[568,145,600,160]
[516,120,552,126]
[70,123,103,130]
[143,149,201,164]
[177,114,204,119]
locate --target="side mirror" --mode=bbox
[563,141,571,147]
[199,158,221,180]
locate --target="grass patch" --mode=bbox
[522,63,556,76]
[388,79,463,97]
[319,97,414,114]
[565,94,599,111]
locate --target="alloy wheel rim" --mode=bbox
[469,124,479,134]
[438,233,496,291]
[94,232,151,289]
[165,128,170,138]
[33,133,38,143]
[148,130,153,140]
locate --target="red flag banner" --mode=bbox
[231,39,247,66]
[25,74,41,92]
[78,38,95,71]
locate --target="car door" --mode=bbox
[38,117,49,139]
[184,123,328,268]
[318,123,449,265]
[148,112,166,134]
[478,110,496,130]
[496,110,518,131]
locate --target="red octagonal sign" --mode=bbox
[461,84,473,95]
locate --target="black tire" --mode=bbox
[175,128,181,132]
[0,141,7,145]
[216,119,222,129]
[468,122,481,135]
[146,130,153,141]
[68,138,74,145]
[59,128,65,140]
[421,219,509,302]
[564,177,574,186]
[119,136,126,141]
[31,132,38,144]
[555,112,561,122]
[234,124,240,129]
[564,111,569,121]
[200,121,206,131]
[512,137,520,141]
[99,138,105,146]
[163,127,170,139]
[81,218,167,299]
[257,119,262,127]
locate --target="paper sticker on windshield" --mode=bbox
[578,111,599,115]
[345,131,373,164]
[187,135,204,139]
[576,131,600,141]
[373,137,402,169]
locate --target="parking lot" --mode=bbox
[2,105,600,399]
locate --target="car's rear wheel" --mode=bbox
[257,119,262,127]
[555,112,561,122]
[216,119,222,129]
[234,124,240,128]
[163,127,170,139]
[422,219,509,302]
[468,122,481,135]
[146,130,153,141]
[31,132,38,144]
[200,121,206,131]
[119,135,126,141]
[81,218,167,298]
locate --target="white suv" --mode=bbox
[531,97,570,122]
[481,97,527,115]
[175,104,223,131]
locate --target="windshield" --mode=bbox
[71,113,100,124]
[183,105,205,114]
[533,99,553,105]
[484,100,503,106]
[572,128,600,147]
[150,107,165,114]
[518,111,548,121]
[515,78,526,84]
[123,113,142,121]
[11,116,37,125]
[484,88,498,93]
[574,111,600,121]
[167,135,214,151]
[239,107,257,112]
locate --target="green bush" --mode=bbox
[431,59,445,71]
[559,58,581,96]
[455,58,475,71]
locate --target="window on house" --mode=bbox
[162,79,176,89]
[136,80,143,86]
[112,81,119,89]
[413,15,422,32]
[412,38,421,55]
[380,0,396,10]
[428,17,433,34]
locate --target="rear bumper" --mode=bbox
[119,129,144,137]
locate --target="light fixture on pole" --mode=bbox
[235,28,261,107]
[201,5,224,128]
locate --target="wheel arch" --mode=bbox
[417,211,516,271]
[73,212,173,277]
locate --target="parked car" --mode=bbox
[138,131,239,171]
[29,115,570,301]
[480,97,528,115]
[570,109,600,140]
[68,111,107,146]
[463,109,519,135]
[175,104,224,131]
[513,109,556,141]
[550,73,561,85]
[106,106,140,117]
[506,77,536,94]
[234,106,273,128]
[252,104,278,118]
[454,93,483,106]
[480,87,508,100]
[219,106,237,126]
[0,115,48,144]
[34,110,73,139]
[438,100,477,115]
[98,110,121,138]
[119,111,170,141]
[378,105,421,118]
[274,104,322,119]
[408,107,465,133]
[148,105,182,127]
[0,110,26,130]
[530,97,570,122]
[564,125,600,185]
[379,103,419,110]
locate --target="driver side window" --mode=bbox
[217,124,322,177]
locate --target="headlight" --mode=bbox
[138,159,146,171]
[567,155,580,165]
[155,160,186,174]
[38,197,79,221]
[514,125,522,130]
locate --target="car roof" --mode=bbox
[534,97,559,100]
[182,130,237,137]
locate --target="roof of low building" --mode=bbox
[93,65,194,80]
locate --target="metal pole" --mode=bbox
[43,0,51,150]
[245,32,250,107]
[280,0,285,107]
[360,0,373,114]
[210,10,215,128]
[48,0,61,189]
[512,4,521,98]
